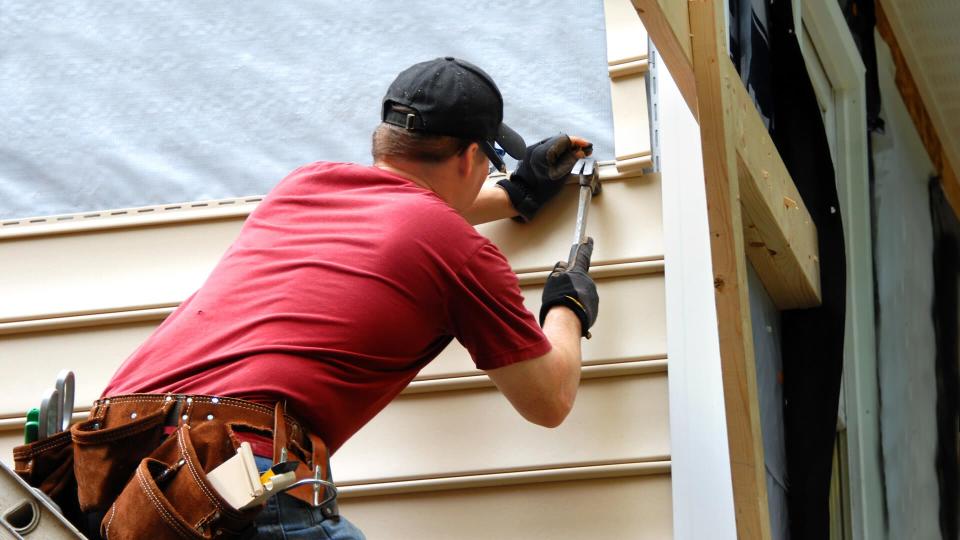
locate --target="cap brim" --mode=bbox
[495,123,526,160]
[480,141,507,173]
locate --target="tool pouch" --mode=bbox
[12,429,83,524]
[70,400,172,512]
[101,422,261,539]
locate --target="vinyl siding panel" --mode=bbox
[333,371,669,484]
[339,473,673,540]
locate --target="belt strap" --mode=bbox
[271,401,338,518]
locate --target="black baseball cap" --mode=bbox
[381,57,526,172]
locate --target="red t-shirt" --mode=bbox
[104,162,550,452]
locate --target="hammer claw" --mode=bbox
[581,158,594,177]
[570,158,586,176]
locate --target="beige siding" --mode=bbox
[0,272,664,419]
[421,271,666,379]
[604,0,652,175]
[0,174,661,324]
[475,173,663,272]
[339,473,673,540]
[334,371,669,485]
[0,321,157,417]
[0,3,667,536]
[0,217,244,322]
[0,430,23,469]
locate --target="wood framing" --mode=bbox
[629,0,831,535]
[687,0,772,537]
[631,0,821,310]
[725,58,821,310]
[628,1,832,532]
[876,1,960,219]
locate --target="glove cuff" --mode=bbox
[539,298,591,338]
[496,178,539,222]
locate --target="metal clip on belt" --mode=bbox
[279,465,338,508]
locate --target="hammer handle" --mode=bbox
[567,158,600,269]
[570,185,593,261]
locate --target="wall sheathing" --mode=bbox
[871,35,940,540]
[747,266,789,540]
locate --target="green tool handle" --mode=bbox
[24,407,40,443]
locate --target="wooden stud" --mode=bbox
[688,1,772,538]
[632,0,821,309]
[724,57,821,309]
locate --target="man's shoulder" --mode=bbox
[275,161,495,255]
[281,161,369,182]
[393,197,489,250]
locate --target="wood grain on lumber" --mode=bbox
[688,1,773,537]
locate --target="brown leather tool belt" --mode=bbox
[14,393,338,539]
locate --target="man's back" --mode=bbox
[16,57,597,540]
[104,161,548,452]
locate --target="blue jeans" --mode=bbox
[252,455,366,539]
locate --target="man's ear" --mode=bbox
[458,142,481,177]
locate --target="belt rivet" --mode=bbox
[104,399,110,405]
[186,397,193,404]
[165,396,172,402]
[130,412,137,419]
[181,414,188,422]
[211,397,219,404]
[206,414,214,421]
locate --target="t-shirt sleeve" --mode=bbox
[445,242,552,370]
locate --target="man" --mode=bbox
[99,57,599,538]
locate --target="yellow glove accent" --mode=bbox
[564,295,586,312]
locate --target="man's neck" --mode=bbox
[374,157,473,212]
[374,161,431,190]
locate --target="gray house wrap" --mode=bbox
[0,1,614,219]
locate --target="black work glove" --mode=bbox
[497,134,592,222]
[539,237,599,338]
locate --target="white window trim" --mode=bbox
[798,3,881,539]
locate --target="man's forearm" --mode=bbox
[484,306,583,428]
[462,184,518,225]
[540,306,583,417]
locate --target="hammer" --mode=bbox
[566,157,601,269]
